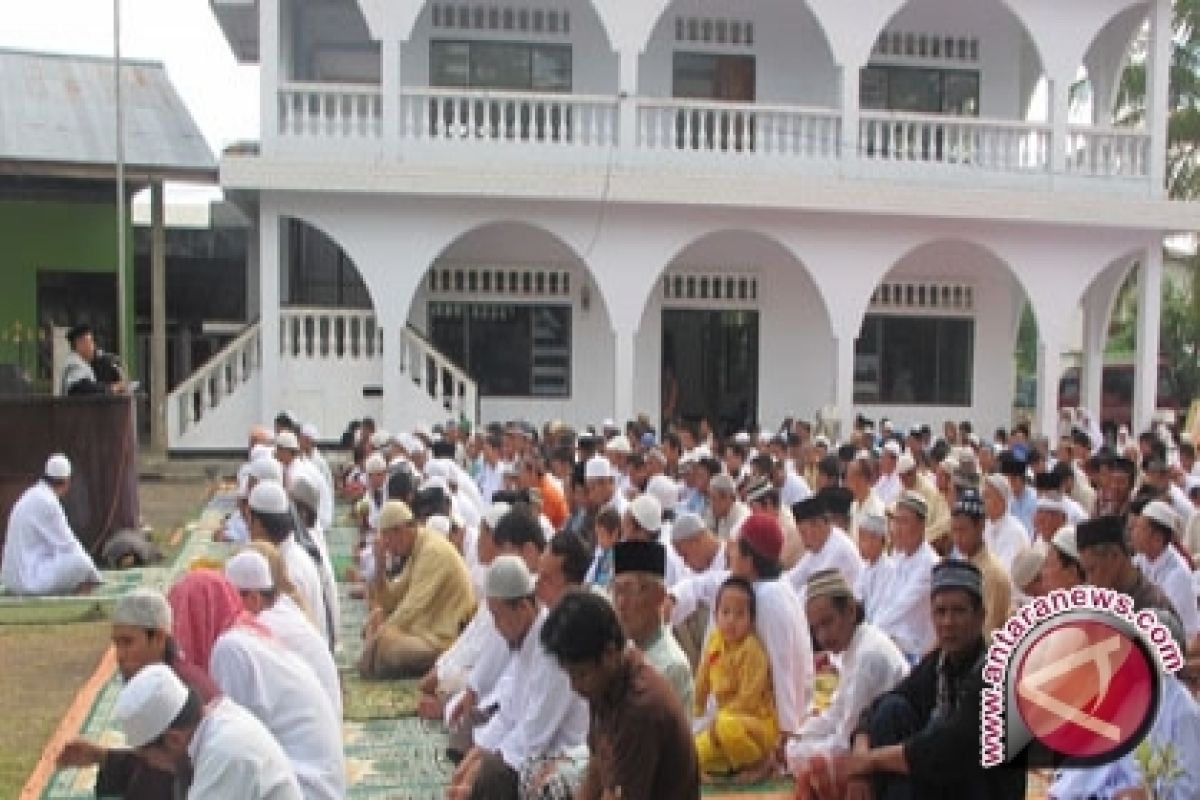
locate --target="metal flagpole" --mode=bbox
[114,0,128,360]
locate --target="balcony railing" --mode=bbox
[859,111,1051,172]
[399,87,617,148]
[267,84,1153,186]
[1065,125,1151,178]
[278,82,382,139]
[637,99,841,158]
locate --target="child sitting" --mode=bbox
[694,575,778,779]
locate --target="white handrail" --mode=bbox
[400,87,617,148]
[1065,125,1150,178]
[398,326,478,425]
[637,99,840,157]
[858,112,1050,171]
[168,322,261,438]
[278,83,382,139]
[280,307,382,360]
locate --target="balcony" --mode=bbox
[264,82,1154,190]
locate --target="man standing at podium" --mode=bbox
[61,324,127,396]
[1,453,102,595]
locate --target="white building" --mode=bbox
[174,0,1200,450]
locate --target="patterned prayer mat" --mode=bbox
[342,675,421,721]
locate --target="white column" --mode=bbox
[840,63,860,162]
[1048,74,1070,178]
[1034,331,1064,440]
[613,322,636,427]
[259,0,280,151]
[1134,246,1163,433]
[617,48,638,154]
[1148,0,1171,195]
[1080,292,1106,419]
[259,206,282,423]
[381,38,401,152]
[381,314,404,433]
[833,333,855,444]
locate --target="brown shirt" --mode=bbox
[586,647,699,800]
[969,547,1012,638]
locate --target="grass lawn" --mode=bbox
[0,622,111,797]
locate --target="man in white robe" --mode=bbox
[1132,500,1199,643]
[113,664,301,800]
[209,619,346,800]
[982,474,1029,573]
[872,493,939,662]
[447,556,589,800]
[246,482,331,644]
[787,569,909,777]
[853,512,895,623]
[225,550,342,717]
[1,454,101,595]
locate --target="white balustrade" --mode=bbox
[397,327,478,424]
[637,99,841,158]
[859,112,1050,172]
[1065,127,1150,178]
[168,324,262,438]
[399,88,617,148]
[278,82,382,139]
[279,308,382,361]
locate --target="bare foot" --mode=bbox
[417,693,444,721]
[734,757,777,785]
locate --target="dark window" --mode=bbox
[854,315,973,405]
[430,40,572,92]
[860,65,979,115]
[285,221,371,309]
[429,302,570,397]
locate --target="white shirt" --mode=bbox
[669,571,814,733]
[872,543,939,659]
[436,602,495,696]
[209,626,346,800]
[473,608,590,771]
[786,623,909,768]
[476,460,506,504]
[1135,548,1199,640]
[780,470,812,509]
[850,492,886,543]
[187,697,302,800]
[1,481,101,595]
[786,526,864,599]
[984,514,1028,574]
[854,554,896,624]
[874,472,902,507]
[279,536,330,644]
[258,597,342,717]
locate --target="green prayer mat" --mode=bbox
[341,675,421,720]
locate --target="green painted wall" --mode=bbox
[0,198,136,382]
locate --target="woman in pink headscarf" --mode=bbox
[167,569,244,678]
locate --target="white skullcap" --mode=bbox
[1141,500,1180,537]
[225,550,273,591]
[882,440,902,456]
[813,435,830,448]
[629,494,662,532]
[424,459,452,481]
[300,423,318,440]
[114,664,189,748]
[709,473,736,495]
[427,514,452,536]
[365,453,387,474]
[601,418,617,430]
[275,431,300,451]
[693,445,712,459]
[757,431,773,444]
[896,453,917,474]
[733,431,751,445]
[486,554,535,600]
[289,470,321,513]
[1051,526,1079,562]
[419,475,450,495]
[45,453,71,480]
[1035,495,1066,515]
[248,457,284,485]
[985,474,1012,504]
[112,588,172,631]
[670,512,707,542]
[858,513,888,537]
[585,455,615,480]
[1010,545,1046,593]
[605,434,632,455]
[646,475,680,513]
[370,430,391,449]
[482,502,511,531]
[249,481,289,515]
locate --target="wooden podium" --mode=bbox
[0,394,140,556]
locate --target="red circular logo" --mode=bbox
[1014,617,1157,761]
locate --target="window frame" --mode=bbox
[854,313,974,406]
[429,39,573,93]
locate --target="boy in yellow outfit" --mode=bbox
[694,575,778,777]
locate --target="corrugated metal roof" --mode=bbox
[0,48,216,177]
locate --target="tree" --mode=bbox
[1159,255,1200,403]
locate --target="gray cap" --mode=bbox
[709,473,737,495]
[112,588,172,632]
[486,555,536,600]
[670,512,707,542]
[289,470,321,514]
